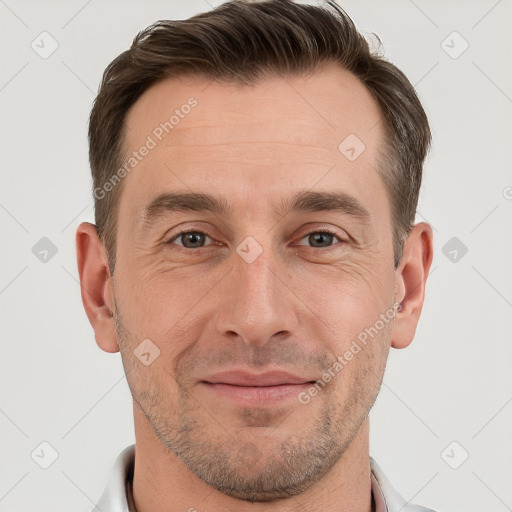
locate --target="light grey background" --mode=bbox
[1,1,511,511]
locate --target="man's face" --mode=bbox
[113,63,396,501]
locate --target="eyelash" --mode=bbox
[166,227,346,250]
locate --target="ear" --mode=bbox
[391,222,434,349]
[75,222,119,353]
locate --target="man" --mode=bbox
[76,0,437,510]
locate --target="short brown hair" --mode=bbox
[89,0,431,274]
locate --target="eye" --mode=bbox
[166,228,346,251]
[296,229,345,249]
[167,230,213,249]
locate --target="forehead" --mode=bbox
[119,62,388,228]
[124,62,382,149]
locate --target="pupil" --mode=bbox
[185,232,203,247]
[311,233,332,247]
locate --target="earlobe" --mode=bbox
[391,222,434,349]
[76,222,119,353]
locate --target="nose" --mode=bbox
[214,245,299,348]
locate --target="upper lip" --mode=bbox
[201,370,314,387]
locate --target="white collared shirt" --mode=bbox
[91,445,440,512]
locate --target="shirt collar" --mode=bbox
[92,445,436,512]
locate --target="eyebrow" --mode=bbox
[139,190,371,231]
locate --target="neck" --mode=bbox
[131,404,373,512]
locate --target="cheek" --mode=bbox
[114,308,182,409]
[329,316,392,412]
[294,258,395,351]
[115,261,203,338]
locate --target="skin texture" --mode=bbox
[76,62,434,512]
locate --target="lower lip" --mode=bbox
[200,382,313,405]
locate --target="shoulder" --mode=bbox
[370,457,443,512]
[90,444,135,512]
